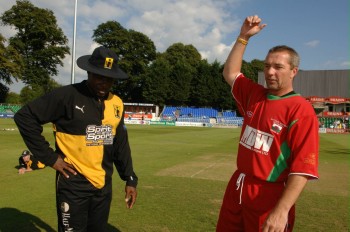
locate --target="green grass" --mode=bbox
[0,119,349,231]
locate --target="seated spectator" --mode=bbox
[18,150,45,174]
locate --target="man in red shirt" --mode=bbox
[216,15,319,232]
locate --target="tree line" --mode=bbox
[0,0,264,111]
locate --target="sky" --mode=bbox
[0,0,349,93]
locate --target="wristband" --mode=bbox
[237,37,248,45]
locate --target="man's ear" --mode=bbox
[291,67,298,80]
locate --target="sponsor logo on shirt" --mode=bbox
[240,125,274,155]
[304,153,317,165]
[271,123,282,133]
[75,105,85,113]
[247,111,253,118]
[270,118,287,134]
[86,125,114,145]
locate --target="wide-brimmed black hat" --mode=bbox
[77,46,128,79]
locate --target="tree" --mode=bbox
[0,83,9,103]
[123,30,157,102]
[0,34,23,84]
[0,0,70,91]
[190,60,213,107]
[162,43,201,105]
[164,43,201,68]
[142,55,172,106]
[5,92,21,104]
[209,60,235,110]
[167,60,194,106]
[241,60,255,82]
[19,79,61,104]
[93,21,130,56]
[250,59,265,82]
[240,59,265,83]
[0,33,23,102]
[19,85,45,104]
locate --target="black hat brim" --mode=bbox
[77,55,128,80]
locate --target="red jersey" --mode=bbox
[232,74,319,182]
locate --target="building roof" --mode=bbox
[258,70,350,98]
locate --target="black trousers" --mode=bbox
[56,172,112,232]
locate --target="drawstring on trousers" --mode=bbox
[236,173,246,204]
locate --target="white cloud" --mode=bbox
[340,61,350,68]
[126,0,241,63]
[304,40,320,48]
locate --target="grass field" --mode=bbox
[0,118,349,231]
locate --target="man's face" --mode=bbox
[23,155,30,162]
[263,51,298,96]
[87,72,115,98]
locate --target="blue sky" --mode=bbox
[0,0,349,93]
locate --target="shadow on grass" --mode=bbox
[106,224,122,232]
[0,207,55,231]
[0,207,121,232]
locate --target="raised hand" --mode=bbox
[240,15,267,40]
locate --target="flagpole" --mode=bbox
[71,0,78,84]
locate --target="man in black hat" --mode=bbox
[18,150,45,174]
[14,46,138,232]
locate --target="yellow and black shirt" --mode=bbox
[18,155,45,170]
[14,80,137,189]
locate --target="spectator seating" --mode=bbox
[318,117,349,129]
[216,117,244,126]
[162,106,178,117]
[161,106,243,125]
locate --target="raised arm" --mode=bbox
[222,15,267,85]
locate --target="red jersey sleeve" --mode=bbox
[287,110,319,180]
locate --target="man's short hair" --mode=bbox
[267,45,300,69]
